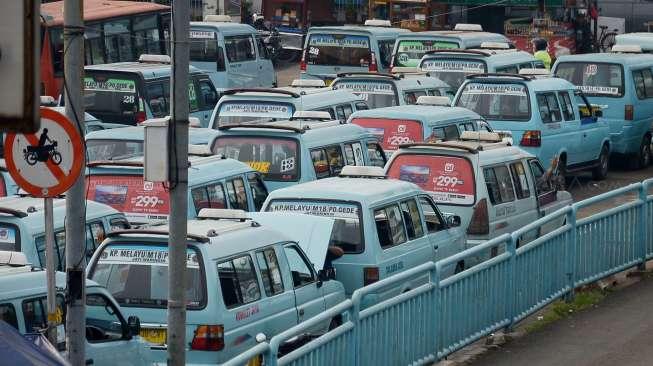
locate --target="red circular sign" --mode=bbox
[4,108,84,197]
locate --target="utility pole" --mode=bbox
[45,198,57,345]
[167,0,190,364]
[63,0,87,364]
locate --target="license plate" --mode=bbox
[140,328,167,345]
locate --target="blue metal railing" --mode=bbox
[225,179,653,366]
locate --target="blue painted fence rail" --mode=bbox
[223,179,653,366]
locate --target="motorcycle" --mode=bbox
[23,141,62,166]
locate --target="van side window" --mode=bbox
[484,165,516,204]
[226,178,248,210]
[633,69,653,99]
[400,199,424,240]
[192,183,227,213]
[217,255,261,308]
[317,107,336,119]
[431,125,460,141]
[0,304,18,330]
[528,159,554,195]
[519,63,532,70]
[216,46,226,71]
[22,296,65,333]
[377,40,395,69]
[256,36,269,59]
[509,162,531,199]
[255,248,284,296]
[198,79,218,109]
[36,231,66,271]
[336,104,353,121]
[247,172,268,211]
[86,222,106,255]
[311,145,345,178]
[536,93,562,123]
[354,102,369,111]
[367,142,386,167]
[558,91,576,121]
[418,196,445,233]
[344,142,364,166]
[427,89,441,96]
[86,293,130,342]
[283,245,315,287]
[404,90,426,104]
[375,205,407,249]
[146,82,169,118]
[497,65,518,74]
[225,35,256,62]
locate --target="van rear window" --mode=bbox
[0,225,18,251]
[456,83,531,121]
[307,34,371,67]
[333,80,398,108]
[554,62,624,97]
[90,245,205,310]
[213,137,299,181]
[86,175,169,223]
[387,155,475,206]
[395,40,459,67]
[217,101,294,125]
[266,200,363,253]
[87,139,144,161]
[84,73,139,122]
[420,58,487,89]
[350,118,422,152]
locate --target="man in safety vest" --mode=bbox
[532,38,552,70]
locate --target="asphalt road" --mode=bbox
[471,275,653,366]
[275,62,300,87]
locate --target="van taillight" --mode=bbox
[363,267,379,286]
[300,49,307,72]
[520,130,541,147]
[191,325,224,351]
[625,105,634,120]
[467,198,489,235]
[369,52,378,72]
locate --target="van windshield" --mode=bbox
[387,154,476,205]
[307,34,371,67]
[217,101,294,125]
[266,200,363,253]
[456,82,531,121]
[213,137,299,181]
[420,58,487,89]
[84,73,139,124]
[90,244,205,310]
[350,118,422,152]
[332,79,398,108]
[395,40,459,67]
[554,62,624,97]
[189,30,218,61]
[86,175,169,223]
[87,139,144,161]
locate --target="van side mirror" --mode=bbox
[128,315,141,338]
[447,215,461,228]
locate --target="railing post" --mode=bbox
[431,263,441,360]
[349,296,361,366]
[564,206,577,302]
[506,235,517,332]
[264,344,278,366]
[638,183,648,270]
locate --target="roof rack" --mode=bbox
[106,229,210,243]
[87,160,144,168]
[424,49,491,57]
[465,73,533,81]
[222,88,301,98]
[336,72,401,80]
[0,207,28,218]
[218,123,307,133]
[339,166,386,178]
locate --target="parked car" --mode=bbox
[0,253,152,366]
[262,166,467,306]
[385,131,572,259]
[454,72,612,180]
[86,210,345,364]
[553,51,653,168]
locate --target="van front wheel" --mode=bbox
[592,145,609,180]
[636,137,651,169]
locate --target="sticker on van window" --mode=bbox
[98,245,199,268]
[87,176,169,223]
[584,64,598,76]
[577,85,620,96]
[246,161,271,174]
[84,78,136,93]
[308,34,370,48]
[398,41,458,53]
[334,81,394,95]
[387,155,475,205]
[351,118,422,151]
[190,31,216,39]
[420,60,485,73]
[220,103,292,117]
[461,83,527,96]
[0,226,16,250]
[268,201,359,219]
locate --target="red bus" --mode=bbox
[40,0,171,97]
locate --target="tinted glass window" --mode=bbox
[555,62,624,97]
[484,165,515,204]
[375,205,407,249]
[192,183,227,213]
[198,79,218,109]
[367,142,386,167]
[344,142,364,166]
[22,297,47,332]
[418,196,445,233]
[224,35,256,62]
[0,304,18,329]
[283,245,315,287]
[529,159,553,195]
[355,102,369,111]
[558,91,575,121]
[256,248,284,296]
[377,40,395,69]
[400,200,424,240]
[456,83,530,121]
[226,178,248,210]
[86,294,128,342]
[217,255,261,308]
[633,69,653,99]
[247,173,268,211]
[510,162,531,199]
[311,145,346,178]
[307,34,371,67]
[214,137,299,181]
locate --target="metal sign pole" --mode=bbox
[167,0,190,364]
[44,197,57,345]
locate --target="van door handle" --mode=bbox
[299,308,305,316]
[85,359,94,365]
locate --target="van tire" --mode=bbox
[454,261,465,274]
[592,145,610,180]
[636,136,651,169]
